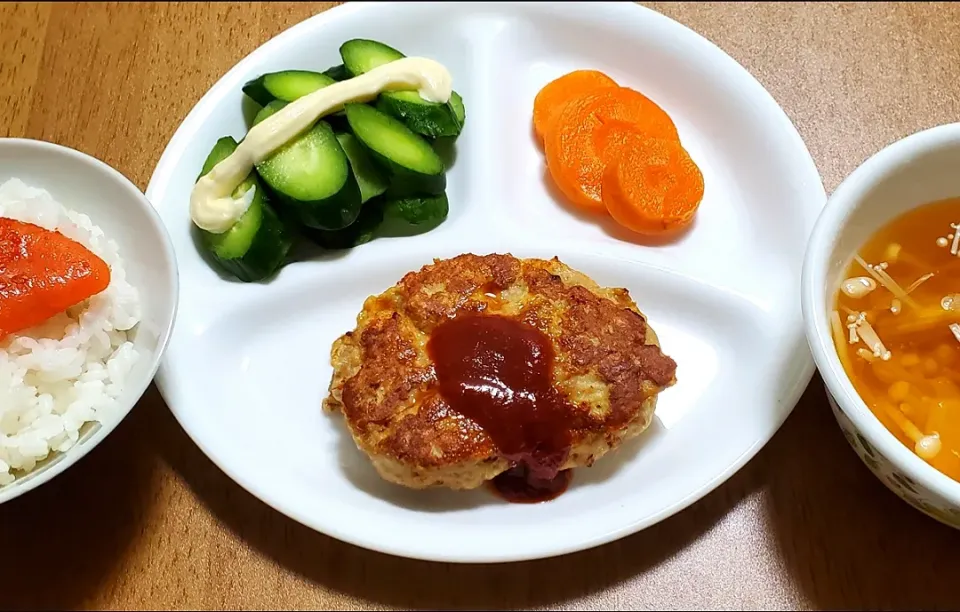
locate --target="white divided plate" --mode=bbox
[147,1,825,563]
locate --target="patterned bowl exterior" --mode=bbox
[826,389,960,529]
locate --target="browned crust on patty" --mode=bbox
[324,253,678,490]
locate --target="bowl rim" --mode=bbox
[801,122,960,503]
[0,137,180,505]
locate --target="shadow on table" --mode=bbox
[0,387,162,610]
[764,376,960,610]
[157,395,765,609]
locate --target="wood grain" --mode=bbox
[1,2,960,609]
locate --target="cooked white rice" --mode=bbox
[0,178,141,486]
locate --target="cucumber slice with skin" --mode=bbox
[339,39,464,137]
[340,39,405,76]
[344,103,445,196]
[252,99,288,126]
[336,132,389,203]
[376,91,462,138]
[255,120,362,230]
[378,192,449,237]
[198,136,237,180]
[322,63,350,82]
[242,70,336,106]
[303,196,386,249]
[449,91,466,127]
[197,136,293,282]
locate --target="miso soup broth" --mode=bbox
[832,196,960,481]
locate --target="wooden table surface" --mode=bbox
[2,2,960,609]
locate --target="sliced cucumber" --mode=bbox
[378,192,449,237]
[304,197,385,250]
[449,90,466,126]
[255,120,362,230]
[197,136,293,282]
[340,39,464,137]
[242,70,335,106]
[322,63,350,82]
[336,132,389,203]
[376,91,462,138]
[340,39,405,76]
[252,99,288,126]
[344,103,445,195]
[198,136,237,180]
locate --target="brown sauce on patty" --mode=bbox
[427,313,577,502]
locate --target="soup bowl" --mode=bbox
[802,122,960,528]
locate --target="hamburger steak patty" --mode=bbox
[324,253,678,491]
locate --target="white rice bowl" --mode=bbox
[0,178,141,486]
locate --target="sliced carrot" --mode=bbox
[594,119,650,163]
[590,87,679,143]
[544,88,680,213]
[533,70,618,144]
[0,218,111,339]
[601,134,704,235]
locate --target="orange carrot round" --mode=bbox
[544,88,680,214]
[593,119,649,163]
[533,70,618,144]
[591,87,679,143]
[601,135,704,235]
